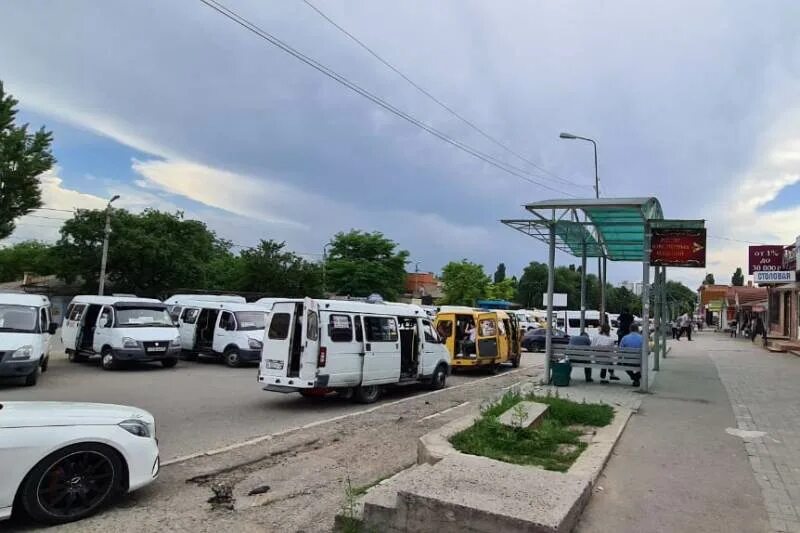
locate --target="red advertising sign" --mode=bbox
[650,228,706,268]
[749,245,785,274]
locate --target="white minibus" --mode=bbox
[0,293,56,386]
[62,296,181,370]
[258,298,450,403]
[174,299,270,367]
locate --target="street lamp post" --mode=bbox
[560,132,605,325]
[98,194,120,296]
[322,242,333,296]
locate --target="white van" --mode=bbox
[165,294,246,320]
[557,310,604,338]
[0,293,56,387]
[62,296,181,371]
[174,299,270,367]
[258,298,450,403]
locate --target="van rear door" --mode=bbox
[61,303,85,350]
[299,298,320,383]
[476,312,499,359]
[178,307,200,350]
[261,302,296,377]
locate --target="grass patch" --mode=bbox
[452,391,614,472]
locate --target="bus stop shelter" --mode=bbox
[502,197,680,392]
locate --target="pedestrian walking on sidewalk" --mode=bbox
[592,323,618,383]
[680,312,693,341]
[671,318,679,339]
[751,317,764,343]
[619,323,644,387]
[617,308,634,344]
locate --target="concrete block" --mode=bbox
[498,401,549,428]
[417,411,478,465]
[568,407,632,485]
[395,454,591,533]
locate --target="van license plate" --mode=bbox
[147,347,167,353]
[266,359,284,370]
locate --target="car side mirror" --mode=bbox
[48,322,58,335]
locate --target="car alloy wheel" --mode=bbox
[101,352,116,371]
[224,348,241,368]
[24,445,122,524]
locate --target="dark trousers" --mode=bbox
[586,368,616,380]
[684,326,692,341]
[584,368,593,381]
[626,370,641,384]
[672,327,678,339]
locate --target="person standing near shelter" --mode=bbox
[619,323,644,387]
[680,312,692,341]
[671,318,679,340]
[617,308,634,344]
[592,323,618,383]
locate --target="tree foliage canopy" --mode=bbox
[0,81,55,239]
[0,240,55,282]
[440,260,490,306]
[235,239,322,297]
[703,273,715,285]
[325,230,408,300]
[731,267,744,287]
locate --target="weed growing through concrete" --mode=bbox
[451,392,614,472]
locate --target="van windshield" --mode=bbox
[0,305,38,333]
[235,311,266,331]
[115,306,174,327]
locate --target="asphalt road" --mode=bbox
[0,349,537,462]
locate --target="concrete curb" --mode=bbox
[568,407,634,485]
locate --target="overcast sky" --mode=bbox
[1,0,799,288]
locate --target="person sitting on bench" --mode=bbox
[569,332,593,382]
[619,323,644,387]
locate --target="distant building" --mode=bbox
[404,272,443,300]
[620,280,643,296]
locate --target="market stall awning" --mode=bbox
[501,197,664,261]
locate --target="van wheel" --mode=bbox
[354,385,381,404]
[24,368,39,387]
[223,348,241,368]
[41,356,49,373]
[429,364,447,390]
[101,349,117,371]
[161,357,178,368]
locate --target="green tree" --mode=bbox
[516,261,548,308]
[662,280,698,317]
[0,240,56,282]
[487,278,516,301]
[703,273,715,285]
[493,262,506,283]
[440,260,490,306]
[53,209,226,296]
[731,267,744,286]
[325,230,408,300]
[0,82,56,239]
[236,240,322,297]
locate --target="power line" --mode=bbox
[198,0,576,197]
[301,0,588,191]
[25,214,72,221]
[31,207,75,213]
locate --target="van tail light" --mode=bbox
[318,346,327,367]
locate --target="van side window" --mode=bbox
[479,318,496,336]
[181,307,199,324]
[99,306,113,327]
[328,314,352,342]
[498,319,506,335]
[422,320,439,343]
[307,311,319,341]
[268,313,291,339]
[354,315,363,342]
[39,308,48,332]
[68,304,85,321]
[436,320,453,339]
[364,316,398,342]
[219,311,235,331]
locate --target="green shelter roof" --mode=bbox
[501,197,665,262]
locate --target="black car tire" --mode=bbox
[20,442,124,525]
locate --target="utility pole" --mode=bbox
[322,242,332,296]
[98,195,120,296]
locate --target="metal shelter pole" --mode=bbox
[653,265,661,372]
[544,220,556,384]
[602,256,607,325]
[580,241,587,335]
[640,223,651,392]
[662,268,668,359]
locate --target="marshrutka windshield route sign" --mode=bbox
[650,228,706,268]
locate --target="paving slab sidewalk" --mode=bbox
[576,332,770,533]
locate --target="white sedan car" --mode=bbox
[0,401,159,525]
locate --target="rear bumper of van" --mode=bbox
[0,358,38,377]
[258,373,325,391]
[113,346,181,362]
[452,357,496,367]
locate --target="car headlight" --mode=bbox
[11,345,34,360]
[119,419,154,438]
[170,337,181,347]
[248,338,263,350]
[122,337,140,349]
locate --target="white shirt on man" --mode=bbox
[591,334,615,348]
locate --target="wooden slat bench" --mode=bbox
[550,345,643,372]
